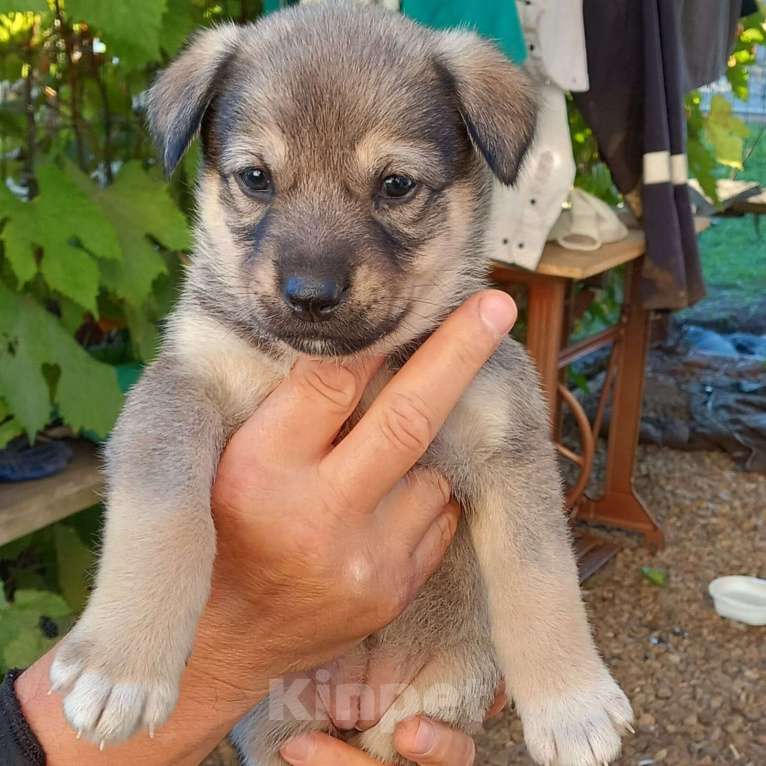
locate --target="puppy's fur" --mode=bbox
[51,5,633,764]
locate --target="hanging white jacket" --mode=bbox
[485,83,576,269]
[517,0,589,92]
[487,0,589,270]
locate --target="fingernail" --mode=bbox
[478,292,516,337]
[404,718,435,755]
[280,734,315,763]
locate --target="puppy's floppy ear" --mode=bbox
[436,31,537,186]
[147,24,241,175]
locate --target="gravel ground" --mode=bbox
[207,446,765,766]
[478,446,766,766]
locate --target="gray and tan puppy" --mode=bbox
[50,4,633,765]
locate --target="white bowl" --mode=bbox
[708,576,766,626]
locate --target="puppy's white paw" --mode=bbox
[520,675,633,766]
[50,630,180,746]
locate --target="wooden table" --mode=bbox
[490,229,684,578]
[0,440,102,546]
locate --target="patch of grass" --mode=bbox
[698,217,766,295]
[697,123,766,296]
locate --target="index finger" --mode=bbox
[322,291,516,508]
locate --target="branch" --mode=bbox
[23,29,37,200]
[85,32,113,183]
[54,0,86,171]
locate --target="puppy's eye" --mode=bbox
[237,167,272,196]
[381,174,416,200]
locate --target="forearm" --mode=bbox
[16,581,272,766]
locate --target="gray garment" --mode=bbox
[678,0,742,91]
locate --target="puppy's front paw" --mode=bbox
[50,625,181,747]
[520,674,633,766]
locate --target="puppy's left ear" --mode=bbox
[436,31,537,186]
[147,24,242,175]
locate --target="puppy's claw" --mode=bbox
[76,729,82,740]
[148,724,155,739]
[625,722,635,735]
[99,740,105,752]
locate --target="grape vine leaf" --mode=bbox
[0,1,47,12]
[159,0,200,56]
[706,95,749,171]
[0,163,122,314]
[66,0,168,71]
[71,161,191,308]
[0,588,72,672]
[0,283,122,439]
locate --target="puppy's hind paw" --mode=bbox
[50,631,180,747]
[520,675,633,766]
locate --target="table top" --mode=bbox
[0,440,102,546]
[732,188,766,214]
[493,217,709,281]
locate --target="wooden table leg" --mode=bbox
[578,260,665,549]
[525,274,567,431]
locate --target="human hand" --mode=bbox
[203,290,517,681]
[279,685,509,765]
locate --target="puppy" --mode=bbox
[50,4,633,764]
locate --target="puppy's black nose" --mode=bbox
[282,275,346,321]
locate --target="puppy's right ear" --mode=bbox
[148,24,241,175]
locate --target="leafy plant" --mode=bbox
[0,1,264,448]
[0,503,100,674]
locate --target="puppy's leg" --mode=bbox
[50,359,226,745]
[471,473,632,766]
[463,345,633,765]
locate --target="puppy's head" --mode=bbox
[149,5,535,357]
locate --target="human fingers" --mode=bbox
[324,291,516,509]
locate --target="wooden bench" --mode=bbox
[0,440,102,547]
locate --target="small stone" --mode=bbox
[656,686,672,700]
[638,713,656,731]
[683,713,699,727]
[654,748,668,762]
[724,715,743,734]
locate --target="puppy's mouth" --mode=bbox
[270,307,409,357]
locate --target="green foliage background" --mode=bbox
[0,1,265,449]
[0,0,266,676]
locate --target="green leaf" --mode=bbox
[0,0,47,11]
[66,0,168,70]
[0,588,72,672]
[0,284,122,439]
[0,163,122,313]
[740,26,764,44]
[0,329,51,437]
[640,566,669,588]
[159,0,200,56]
[58,296,86,335]
[706,95,749,170]
[38,164,122,263]
[40,245,100,316]
[0,186,37,287]
[54,524,94,612]
[124,303,159,362]
[88,161,189,307]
